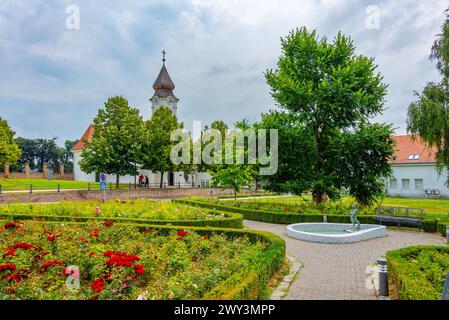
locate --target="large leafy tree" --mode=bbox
[139,106,182,188]
[0,117,21,167]
[263,27,394,204]
[79,96,144,188]
[407,8,449,183]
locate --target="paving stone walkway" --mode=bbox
[244,220,446,300]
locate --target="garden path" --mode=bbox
[244,220,446,300]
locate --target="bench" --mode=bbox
[374,205,424,228]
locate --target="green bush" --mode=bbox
[422,219,439,232]
[0,209,244,229]
[438,222,448,236]
[387,246,449,300]
[1,219,285,300]
[174,199,377,225]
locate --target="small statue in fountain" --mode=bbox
[350,204,361,230]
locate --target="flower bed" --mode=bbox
[201,196,375,215]
[0,200,243,229]
[386,246,449,300]
[174,199,377,225]
[0,220,284,300]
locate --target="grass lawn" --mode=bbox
[381,197,449,221]
[0,179,138,191]
[0,178,93,191]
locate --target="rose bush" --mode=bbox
[0,220,266,300]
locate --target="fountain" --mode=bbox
[286,205,386,244]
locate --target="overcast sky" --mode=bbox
[1,0,449,144]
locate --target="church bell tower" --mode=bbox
[150,50,179,116]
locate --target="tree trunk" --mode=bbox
[116,175,120,189]
[159,172,164,189]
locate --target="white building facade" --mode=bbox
[72,55,211,187]
[384,135,449,198]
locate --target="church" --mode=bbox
[71,52,211,187]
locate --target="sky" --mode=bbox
[1,0,449,144]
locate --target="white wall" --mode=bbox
[386,163,449,197]
[73,150,211,186]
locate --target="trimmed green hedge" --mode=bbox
[386,246,449,300]
[2,219,285,300]
[422,219,448,237]
[0,209,244,229]
[174,199,377,225]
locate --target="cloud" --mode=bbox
[0,0,448,143]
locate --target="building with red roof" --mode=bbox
[386,135,448,197]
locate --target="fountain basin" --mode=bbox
[286,223,387,244]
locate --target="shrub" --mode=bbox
[422,219,439,233]
[174,199,377,225]
[387,246,449,300]
[0,220,285,300]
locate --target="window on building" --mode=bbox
[402,179,410,190]
[389,178,398,189]
[408,155,414,160]
[413,154,421,160]
[415,179,424,190]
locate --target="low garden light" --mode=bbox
[377,258,389,297]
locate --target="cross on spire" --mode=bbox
[162,50,166,64]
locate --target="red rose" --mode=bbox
[91,279,105,292]
[47,235,57,242]
[13,242,34,250]
[4,222,16,229]
[103,250,115,257]
[0,263,16,272]
[3,248,15,258]
[177,230,187,237]
[134,264,144,275]
[144,228,153,234]
[90,228,100,237]
[102,222,113,227]
[41,260,66,271]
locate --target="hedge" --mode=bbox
[0,208,244,229]
[386,246,449,300]
[422,219,448,237]
[174,199,377,225]
[1,219,285,300]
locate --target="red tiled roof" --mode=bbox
[71,124,94,152]
[391,135,437,164]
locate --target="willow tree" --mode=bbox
[407,8,449,183]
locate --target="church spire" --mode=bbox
[150,50,179,115]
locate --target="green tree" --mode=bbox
[140,106,182,188]
[0,117,21,167]
[407,8,449,183]
[34,138,61,170]
[263,27,393,204]
[79,96,144,188]
[58,140,78,172]
[210,165,255,200]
